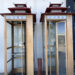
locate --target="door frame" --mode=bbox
[45,19,67,75]
[4,15,34,75]
[56,21,67,75]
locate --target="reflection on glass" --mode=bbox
[7,23,12,75]
[7,23,12,47]
[50,23,56,75]
[47,22,56,75]
[14,59,25,68]
[47,21,66,75]
[7,61,12,75]
[7,49,12,62]
[57,22,65,34]
[14,21,26,75]
[57,22,66,75]
[7,21,26,75]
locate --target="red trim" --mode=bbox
[0,4,36,22]
[49,4,61,7]
[15,4,27,7]
[40,13,75,22]
[0,13,35,15]
[45,7,67,13]
[8,7,31,13]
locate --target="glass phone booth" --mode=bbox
[0,4,36,75]
[40,4,74,75]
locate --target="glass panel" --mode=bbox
[7,61,12,75]
[16,5,25,7]
[58,35,66,75]
[7,23,12,47]
[57,22,66,75]
[58,36,65,52]
[47,22,56,75]
[14,47,25,68]
[6,16,26,20]
[7,49,12,61]
[50,23,56,75]
[15,10,26,13]
[14,21,26,75]
[6,21,26,75]
[57,22,65,34]
[14,25,22,46]
[7,23,12,75]
[14,22,26,46]
[14,58,25,68]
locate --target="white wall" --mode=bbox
[0,0,66,73]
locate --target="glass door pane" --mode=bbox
[47,22,56,75]
[13,21,26,75]
[46,21,66,75]
[56,22,66,75]
[50,23,56,75]
[7,22,12,75]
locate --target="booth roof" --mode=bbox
[0,4,36,22]
[14,4,27,7]
[49,3,61,7]
[40,3,75,22]
[45,7,67,13]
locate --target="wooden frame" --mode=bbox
[4,16,7,75]
[44,15,74,75]
[56,21,66,75]
[26,15,34,75]
[66,15,74,75]
[44,16,48,75]
[4,15,34,75]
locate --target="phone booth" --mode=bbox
[0,4,36,75]
[40,4,74,75]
